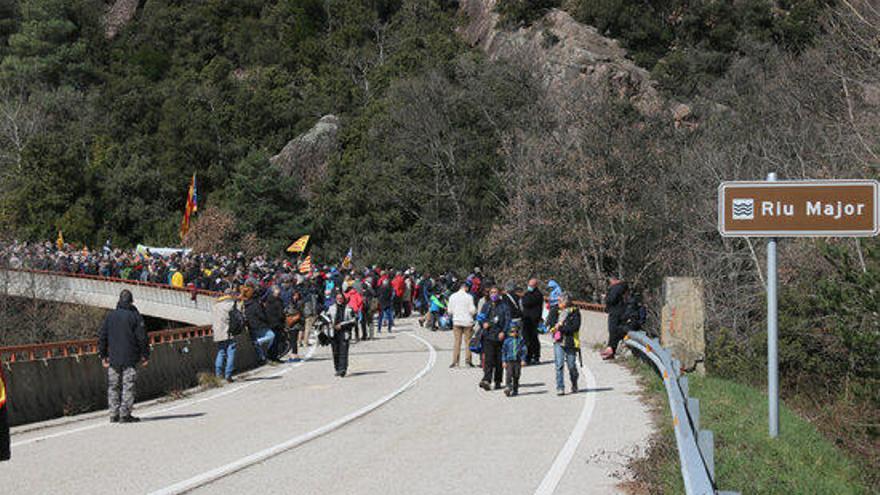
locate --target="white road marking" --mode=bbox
[534,342,600,495]
[11,343,317,448]
[148,331,437,495]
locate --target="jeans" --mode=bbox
[251,328,275,362]
[553,343,579,391]
[377,307,394,333]
[215,339,237,378]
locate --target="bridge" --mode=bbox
[0,269,663,494]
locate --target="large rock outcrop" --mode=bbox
[270,115,340,199]
[104,0,139,40]
[458,0,665,116]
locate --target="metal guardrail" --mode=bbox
[0,326,214,363]
[624,331,738,495]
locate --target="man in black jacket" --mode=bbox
[520,278,544,365]
[376,279,394,334]
[601,277,629,359]
[264,285,287,362]
[242,285,274,365]
[479,286,511,391]
[98,290,149,423]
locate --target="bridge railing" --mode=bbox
[624,331,737,495]
[0,326,214,363]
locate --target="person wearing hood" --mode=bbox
[212,289,240,382]
[546,280,563,329]
[520,278,544,365]
[478,286,511,391]
[264,285,287,361]
[98,290,149,423]
[241,285,275,365]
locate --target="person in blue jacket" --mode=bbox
[546,279,563,328]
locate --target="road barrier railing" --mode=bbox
[0,325,213,363]
[623,331,738,495]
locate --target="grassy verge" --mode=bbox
[625,356,870,494]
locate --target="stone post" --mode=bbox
[660,277,705,375]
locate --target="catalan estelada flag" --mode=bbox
[287,235,310,253]
[341,247,352,269]
[180,173,198,240]
[56,230,64,250]
[298,255,312,274]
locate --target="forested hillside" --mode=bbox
[0,0,877,483]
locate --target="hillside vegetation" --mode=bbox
[0,0,877,485]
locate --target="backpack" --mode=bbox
[228,303,246,337]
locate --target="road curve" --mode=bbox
[3,318,653,495]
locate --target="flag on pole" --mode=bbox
[341,247,353,269]
[180,173,198,240]
[298,255,312,274]
[287,235,310,253]
[56,230,64,250]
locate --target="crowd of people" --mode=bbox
[1,239,647,423]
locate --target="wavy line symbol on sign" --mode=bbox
[732,198,754,220]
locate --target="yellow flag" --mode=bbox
[56,230,64,250]
[287,235,310,253]
[298,255,312,274]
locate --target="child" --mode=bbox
[501,322,527,396]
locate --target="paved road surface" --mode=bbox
[4,318,652,494]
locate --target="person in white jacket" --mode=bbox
[447,283,477,368]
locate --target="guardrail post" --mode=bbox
[699,429,715,480]
[688,397,700,432]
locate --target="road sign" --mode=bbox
[718,180,879,237]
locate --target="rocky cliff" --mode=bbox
[270,115,340,199]
[458,0,670,118]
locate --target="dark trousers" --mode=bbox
[0,404,9,461]
[504,361,521,394]
[522,317,541,364]
[482,339,503,385]
[330,331,350,373]
[608,318,627,354]
[358,311,368,340]
[546,305,559,329]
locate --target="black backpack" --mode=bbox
[228,303,246,336]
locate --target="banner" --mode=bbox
[180,173,198,240]
[298,255,312,274]
[341,247,352,269]
[56,230,64,250]
[136,244,191,258]
[287,235,310,253]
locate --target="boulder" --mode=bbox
[270,115,340,199]
[458,0,664,116]
[104,0,140,40]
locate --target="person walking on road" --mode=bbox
[98,290,149,423]
[502,322,527,397]
[377,279,394,334]
[479,286,510,391]
[286,290,306,360]
[552,294,581,395]
[242,285,275,365]
[326,292,356,377]
[520,278,543,365]
[546,280,562,328]
[601,277,628,360]
[448,282,476,368]
[212,289,240,383]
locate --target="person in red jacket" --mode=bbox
[345,287,365,342]
[391,272,405,317]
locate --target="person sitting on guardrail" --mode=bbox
[601,277,629,360]
[241,285,275,366]
[552,294,581,396]
[98,289,149,423]
[212,288,241,383]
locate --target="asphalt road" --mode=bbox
[4,318,652,495]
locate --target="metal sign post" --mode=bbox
[718,177,879,438]
[766,173,779,438]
